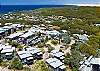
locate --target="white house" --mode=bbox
[46,58,66,71]
[50,50,65,61]
[17,51,33,65]
[79,56,100,71]
[6,31,24,40]
[73,34,89,43]
[0,44,15,60]
[25,47,42,59]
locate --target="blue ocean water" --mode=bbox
[0,5,65,14]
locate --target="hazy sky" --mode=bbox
[0,0,100,5]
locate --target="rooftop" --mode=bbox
[17,51,33,59]
[7,31,24,39]
[46,58,65,69]
[20,31,34,38]
[90,58,100,65]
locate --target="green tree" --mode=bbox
[34,60,49,71]
[8,58,23,70]
[80,43,96,56]
[51,40,58,45]
[48,46,54,53]
[38,43,45,48]
[61,32,71,44]
[64,50,83,71]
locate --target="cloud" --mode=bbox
[66,4,100,7]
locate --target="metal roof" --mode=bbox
[3,26,13,29]
[20,31,34,38]
[45,30,60,35]
[7,31,24,39]
[51,50,64,59]
[11,24,24,28]
[50,60,63,68]
[26,47,41,54]
[17,51,28,55]
[53,52,64,57]
[46,58,58,64]
[0,30,5,34]
[46,58,64,69]
[17,51,33,59]
[90,58,100,65]
[1,48,14,53]
[51,50,59,54]
[59,65,66,69]
[5,53,12,55]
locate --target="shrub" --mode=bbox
[64,50,83,71]
[51,40,58,45]
[7,40,23,49]
[8,58,23,70]
[34,60,49,71]
[0,61,8,67]
[23,67,31,71]
[38,43,45,48]
[48,46,54,53]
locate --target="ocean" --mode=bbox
[0,5,65,14]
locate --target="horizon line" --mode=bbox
[0,4,100,7]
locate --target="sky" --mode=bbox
[0,0,100,5]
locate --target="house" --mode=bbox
[50,50,65,61]
[19,31,35,44]
[30,39,40,46]
[3,26,15,35]
[0,31,5,39]
[5,23,12,26]
[27,36,39,46]
[60,30,67,33]
[25,47,42,59]
[0,44,15,60]
[29,26,46,35]
[29,26,42,33]
[95,23,100,26]
[90,58,100,71]
[11,23,24,30]
[6,31,24,41]
[17,51,33,65]
[34,37,44,44]
[45,30,60,38]
[73,34,89,43]
[0,27,10,39]
[46,58,66,71]
[79,56,100,71]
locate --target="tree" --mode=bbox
[61,32,71,44]
[51,40,58,45]
[23,67,31,71]
[80,43,96,56]
[96,49,100,58]
[38,43,45,48]
[7,40,23,49]
[34,60,49,71]
[8,41,18,47]
[44,36,49,43]
[8,58,23,70]
[64,50,83,71]
[87,35,100,49]
[0,51,3,64]
[48,46,54,53]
